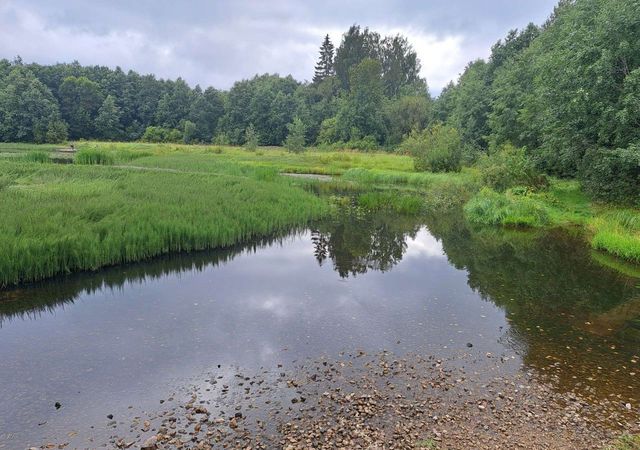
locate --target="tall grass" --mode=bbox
[590,210,640,263]
[75,148,115,165]
[464,188,550,227]
[23,151,50,163]
[0,159,327,286]
[357,191,423,214]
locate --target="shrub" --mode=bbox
[579,146,640,206]
[477,144,548,192]
[75,149,115,165]
[243,124,259,151]
[464,188,550,227]
[344,135,379,152]
[317,117,339,145]
[400,123,462,173]
[285,117,306,153]
[212,132,230,145]
[141,126,183,143]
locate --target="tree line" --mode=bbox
[0,24,428,148]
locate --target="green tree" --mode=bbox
[155,78,193,129]
[58,76,104,139]
[182,120,197,144]
[243,123,258,150]
[385,95,432,145]
[94,95,122,140]
[0,66,63,143]
[336,58,387,143]
[313,35,335,83]
[285,117,306,153]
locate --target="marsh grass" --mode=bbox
[0,159,326,286]
[23,151,50,163]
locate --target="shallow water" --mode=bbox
[1,210,638,447]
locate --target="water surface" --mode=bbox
[1,211,638,447]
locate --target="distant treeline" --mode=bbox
[0,0,638,188]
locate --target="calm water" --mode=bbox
[1,210,639,447]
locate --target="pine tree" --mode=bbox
[313,35,335,83]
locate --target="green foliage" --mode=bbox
[317,117,339,145]
[313,34,335,83]
[385,94,432,145]
[75,148,115,165]
[182,120,197,144]
[58,76,104,139]
[477,144,548,192]
[94,95,122,141]
[335,59,387,143]
[243,124,259,151]
[285,117,306,153]
[464,188,550,227]
[579,147,640,206]
[45,119,68,143]
[0,66,64,143]
[141,126,183,143]
[401,123,462,172]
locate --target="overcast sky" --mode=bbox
[0,0,558,95]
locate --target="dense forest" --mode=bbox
[0,0,638,203]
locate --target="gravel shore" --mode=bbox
[31,351,639,450]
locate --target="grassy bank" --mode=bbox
[463,180,640,265]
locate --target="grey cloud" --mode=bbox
[0,0,558,94]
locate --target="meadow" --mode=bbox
[0,141,638,286]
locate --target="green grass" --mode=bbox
[464,188,551,227]
[590,210,640,263]
[23,150,50,163]
[75,148,115,165]
[357,191,423,215]
[0,158,327,286]
[605,434,640,450]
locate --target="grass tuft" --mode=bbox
[464,188,550,227]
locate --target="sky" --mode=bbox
[0,0,558,95]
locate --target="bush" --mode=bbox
[317,117,339,145]
[400,123,462,173]
[579,146,640,206]
[464,188,550,227]
[243,124,258,151]
[141,126,183,143]
[477,144,548,192]
[344,135,379,152]
[285,117,306,153]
